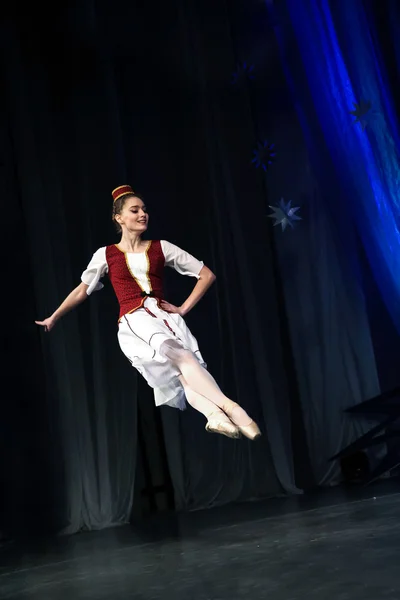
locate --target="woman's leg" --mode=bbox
[162,341,261,439]
[179,375,220,419]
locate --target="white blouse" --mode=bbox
[81,240,204,296]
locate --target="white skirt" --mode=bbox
[117,298,206,410]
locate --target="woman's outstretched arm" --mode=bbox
[35,281,89,332]
[160,265,216,316]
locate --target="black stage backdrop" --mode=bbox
[0,0,399,536]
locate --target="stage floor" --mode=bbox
[1,478,400,599]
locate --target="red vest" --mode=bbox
[106,240,165,320]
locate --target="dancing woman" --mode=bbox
[36,185,261,440]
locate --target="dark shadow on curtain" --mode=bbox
[0,89,67,537]
[1,1,139,534]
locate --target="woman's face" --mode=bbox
[116,196,149,233]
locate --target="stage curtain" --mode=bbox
[276,0,400,334]
[1,0,392,532]
[1,0,299,533]
[1,1,139,534]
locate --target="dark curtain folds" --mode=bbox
[1,0,394,534]
[274,0,400,336]
[1,2,139,534]
[102,0,299,510]
[225,0,381,485]
[1,0,295,532]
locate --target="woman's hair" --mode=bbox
[112,193,144,234]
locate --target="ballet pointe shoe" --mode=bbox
[237,421,261,441]
[205,412,241,439]
[224,402,262,441]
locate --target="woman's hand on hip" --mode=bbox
[160,301,185,316]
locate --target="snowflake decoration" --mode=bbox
[349,99,373,131]
[268,198,302,232]
[231,62,255,85]
[251,140,276,171]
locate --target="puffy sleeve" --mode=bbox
[81,247,108,295]
[161,240,204,278]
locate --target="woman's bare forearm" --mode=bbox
[180,266,216,316]
[51,282,89,322]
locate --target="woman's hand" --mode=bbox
[35,316,56,333]
[160,301,185,316]
[34,283,89,333]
